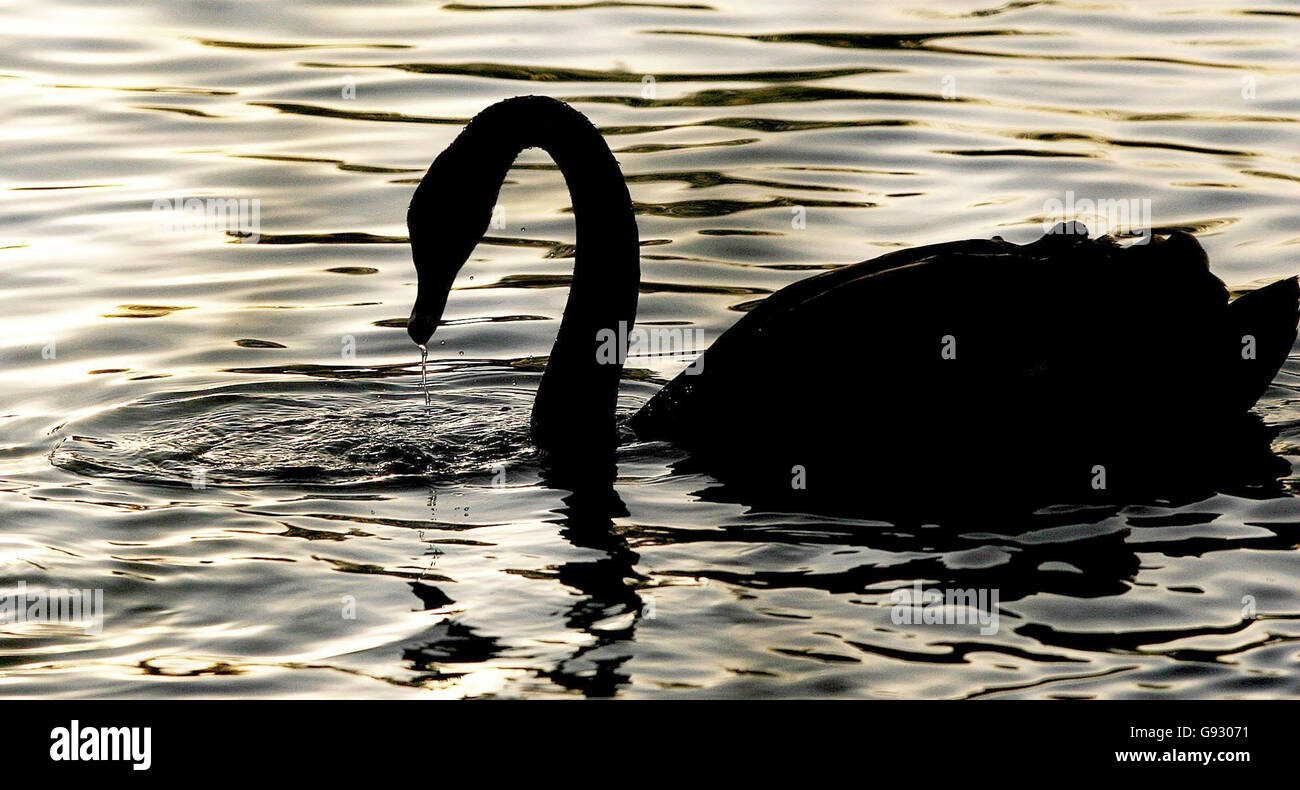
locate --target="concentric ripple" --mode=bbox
[49,374,539,486]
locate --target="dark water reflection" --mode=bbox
[2,0,1300,697]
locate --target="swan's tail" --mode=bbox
[1225,275,1299,411]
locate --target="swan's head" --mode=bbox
[405,148,492,348]
[405,243,459,348]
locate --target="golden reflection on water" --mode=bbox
[0,0,1299,698]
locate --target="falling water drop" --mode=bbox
[418,344,429,406]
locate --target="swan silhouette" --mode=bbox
[407,96,1298,499]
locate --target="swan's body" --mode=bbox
[408,96,1298,498]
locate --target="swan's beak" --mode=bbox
[407,309,437,347]
[406,263,453,346]
[406,239,458,346]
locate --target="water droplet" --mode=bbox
[418,344,429,406]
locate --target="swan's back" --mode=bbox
[630,229,1297,494]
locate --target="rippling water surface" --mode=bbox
[3,0,1300,698]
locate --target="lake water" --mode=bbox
[2,0,1300,698]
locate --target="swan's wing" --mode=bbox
[630,237,1049,442]
[632,231,1256,451]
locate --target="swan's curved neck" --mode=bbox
[407,96,640,457]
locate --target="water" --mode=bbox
[419,343,429,405]
[2,0,1300,698]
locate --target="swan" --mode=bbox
[406,95,1298,499]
